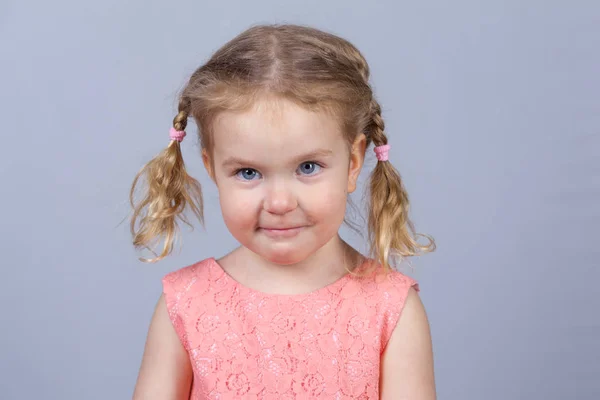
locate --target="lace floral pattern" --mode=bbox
[162,258,418,399]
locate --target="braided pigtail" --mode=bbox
[129,98,204,262]
[367,99,435,271]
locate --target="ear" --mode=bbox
[347,133,367,193]
[201,149,215,182]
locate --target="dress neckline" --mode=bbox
[207,256,373,298]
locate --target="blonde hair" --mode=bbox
[130,24,435,271]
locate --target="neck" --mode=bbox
[228,235,363,290]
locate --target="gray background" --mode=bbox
[1,0,598,399]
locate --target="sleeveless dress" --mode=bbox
[162,257,419,399]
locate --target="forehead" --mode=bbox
[211,97,346,160]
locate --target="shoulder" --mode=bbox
[162,258,214,289]
[382,268,420,295]
[161,257,217,305]
[393,286,427,329]
[358,259,420,301]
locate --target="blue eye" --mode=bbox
[236,168,261,181]
[297,162,321,176]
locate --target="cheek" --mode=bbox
[305,181,348,222]
[218,185,260,228]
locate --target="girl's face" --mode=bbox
[204,97,365,265]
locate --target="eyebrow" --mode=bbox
[221,149,334,169]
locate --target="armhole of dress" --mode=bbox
[380,275,420,354]
[162,272,190,352]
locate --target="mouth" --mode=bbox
[259,226,306,238]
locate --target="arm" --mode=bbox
[132,294,193,400]
[380,287,436,400]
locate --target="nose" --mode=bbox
[263,181,298,215]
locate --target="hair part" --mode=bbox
[130,23,435,268]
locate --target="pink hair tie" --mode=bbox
[169,127,186,142]
[374,144,391,161]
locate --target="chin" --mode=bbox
[265,248,307,266]
[251,242,312,266]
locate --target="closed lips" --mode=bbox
[262,226,303,230]
[259,226,306,238]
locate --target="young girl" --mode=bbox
[130,24,436,399]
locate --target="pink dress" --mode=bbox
[162,257,419,399]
